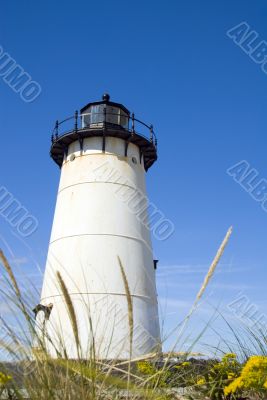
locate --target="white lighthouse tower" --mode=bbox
[37,94,161,359]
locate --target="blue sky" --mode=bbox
[1,0,267,354]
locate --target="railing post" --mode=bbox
[102,106,106,152]
[104,106,107,129]
[150,124,153,143]
[131,113,135,135]
[74,110,78,133]
[55,120,59,139]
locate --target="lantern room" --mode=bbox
[80,93,130,129]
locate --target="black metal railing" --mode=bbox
[51,110,157,148]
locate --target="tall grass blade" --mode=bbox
[118,256,133,399]
[0,249,21,298]
[56,271,80,357]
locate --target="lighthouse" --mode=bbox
[37,94,161,359]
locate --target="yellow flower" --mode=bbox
[136,361,156,375]
[224,355,267,395]
[224,376,243,395]
[181,361,191,367]
[227,372,235,379]
[223,353,236,360]
[196,377,206,385]
[0,372,12,386]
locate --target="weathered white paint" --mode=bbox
[40,136,161,359]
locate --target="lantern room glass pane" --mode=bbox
[119,109,129,129]
[106,105,118,125]
[91,105,105,124]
